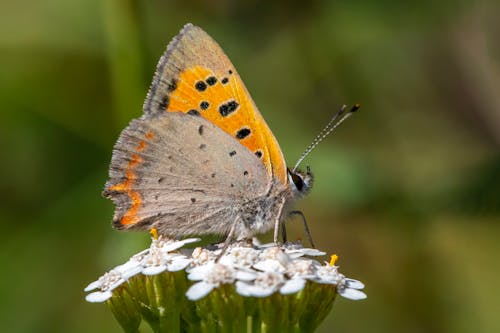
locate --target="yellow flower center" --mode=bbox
[150,228,158,240]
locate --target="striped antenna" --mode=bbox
[292,103,360,172]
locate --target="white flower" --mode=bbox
[253,246,290,273]
[84,237,199,302]
[237,257,320,297]
[284,247,326,259]
[186,262,256,300]
[84,255,144,302]
[190,247,219,266]
[141,243,191,275]
[151,236,200,252]
[337,278,367,300]
[85,271,124,302]
[312,262,367,300]
[85,236,367,303]
[142,253,192,275]
[313,262,342,284]
[279,278,307,295]
[236,271,285,297]
[220,246,259,268]
[286,259,317,279]
[137,237,197,275]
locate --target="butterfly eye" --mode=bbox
[289,171,304,192]
[288,168,313,197]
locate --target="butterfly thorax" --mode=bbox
[232,179,290,238]
[235,167,313,238]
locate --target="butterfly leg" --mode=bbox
[289,210,316,248]
[281,222,288,243]
[216,217,239,261]
[273,197,287,244]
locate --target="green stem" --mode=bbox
[107,286,141,333]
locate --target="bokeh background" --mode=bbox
[1,0,499,332]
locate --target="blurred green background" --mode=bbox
[1,0,499,332]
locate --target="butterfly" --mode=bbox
[103,23,355,244]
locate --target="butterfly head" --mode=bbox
[288,166,313,198]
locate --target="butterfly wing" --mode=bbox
[104,111,270,236]
[144,23,287,185]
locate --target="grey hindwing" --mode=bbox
[104,111,270,236]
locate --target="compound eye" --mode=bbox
[290,172,304,192]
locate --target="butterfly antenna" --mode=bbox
[292,103,360,172]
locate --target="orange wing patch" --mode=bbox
[143,24,287,184]
[163,65,287,184]
[107,130,155,226]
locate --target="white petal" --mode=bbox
[217,255,234,266]
[85,290,113,303]
[339,288,367,300]
[122,266,143,279]
[280,278,306,295]
[256,242,276,249]
[116,260,141,274]
[108,278,126,291]
[235,270,257,281]
[187,263,214,280]
[302,249,326,256]
[288,252,307,259]
[310,277,336,284]
[309,259,322,266]
[161,238,200,252]
[142,265,168,275]
[84,280,101,292]
[186,281,214,301]
[187,271,204,281]
[167,258,192,272]
[344,278,365,289]
[246,285,275,297]
[161,242,187,252]
[235,281,252,296]
[133,249,150,257]
[254,259,286,273]
[181,238,201,245]
[236,281,275,297]
[287,249,326,258]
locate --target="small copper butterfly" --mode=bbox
[103,23,357,244]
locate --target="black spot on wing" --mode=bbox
[219,100,239,117]
[188,109,200,116]
[195,81,207,92]
[255,150,263,158]
[229,150,237,157]
[206,76,217,86]
[167,79,177,92]
[198,125,204,135]
[221,77,229,84]
[159,96,169,110]
[236,128,251,139]
[200,101,209,110]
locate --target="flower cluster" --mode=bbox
[85,236,366,302]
